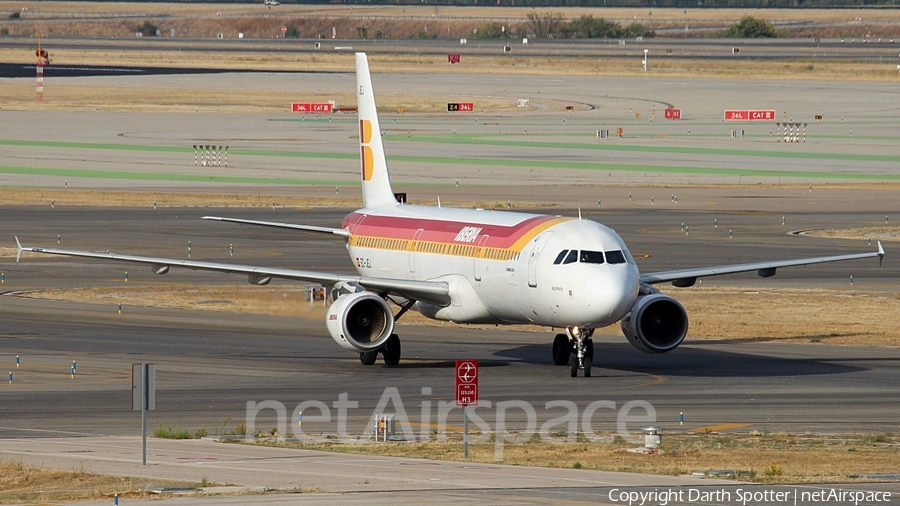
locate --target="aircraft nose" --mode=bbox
[584,266,640,320]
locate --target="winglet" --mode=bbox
[15,236,23,263]
[877,241,885,267]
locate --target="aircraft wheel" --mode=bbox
[552,333,570,366]
[586,339,594,359]
[584,358,591,378]
[382,334,401,366]
[359,351,378,365]
[570,356,578,377]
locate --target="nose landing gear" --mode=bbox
[559,326,594,377]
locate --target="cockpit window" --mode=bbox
[605,250,627,264]
[579,250,605,264]
[562,250,578,264]
[553,250,568,265]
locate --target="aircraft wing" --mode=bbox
[201,216,350,238]
[640,242,884,287]
[15,237,449,306]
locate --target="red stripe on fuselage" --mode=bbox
[343,212,560,250]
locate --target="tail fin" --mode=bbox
[356,53,398,208]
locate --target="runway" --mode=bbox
[1,203,897,438]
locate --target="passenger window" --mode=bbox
[553,250,568,265]
[606,250,627,264]
[579,250,605,264]
[562,250,578,264]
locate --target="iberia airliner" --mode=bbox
[17,53,885,377]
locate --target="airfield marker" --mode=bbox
[680,412,684,426]
[629,193,632,201]
[153,201,157,210]
[886,216,889,224]
[8,372,11,385]
[57,234,60,244]
[1,272,4,283]
[230,244,234,257]
[118,304,122,315]
[51,200,54,208]
[188,241,192,259]
[16,355,20,368]
[714,219,718,228]
[651,197,654,205]
[782,216,786,226]
[850,276,854,286]
[729,230,733,239]
[124,271,128,282]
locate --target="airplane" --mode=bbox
[16,53,885,377]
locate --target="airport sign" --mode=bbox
[447,102,474,112]
[456,360,478,406]
[725,109,775,121]
[292,103,333,113]
[664,109,681,119]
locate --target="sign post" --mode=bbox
[455,360,478,458]
[132,363,156,465]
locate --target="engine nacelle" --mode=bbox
[620,293,688,354]
[325,292,394,352]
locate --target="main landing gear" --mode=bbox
[359,333,402,366]
[552,327,594,377]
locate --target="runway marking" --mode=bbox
[690,423,753,432]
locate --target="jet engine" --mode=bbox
[620,294,688,354]
[325,292,395,352]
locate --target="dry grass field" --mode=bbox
[0,459,198,504]
[258,431,900,484]
[1,3,899,40]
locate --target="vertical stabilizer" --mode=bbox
[356,53,398,208]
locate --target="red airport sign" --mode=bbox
[455,360,478,406]
[664,108,681,119]
[292,102,333,113]
[725,109,775,121]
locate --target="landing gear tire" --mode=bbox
[586,339,594,359]
[382,334,401,366]
[552,333,571,366]
[570,356,578,377]
[583,357,591,378]
[359,351,378,365]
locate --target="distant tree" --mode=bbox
[714,16,779,38]
[138,21,159,37]
[475,22,506,39]
[286,25,300,38]
[622,22,656,38]
[9,11,20,19]
[562,15,622,39]
[525,9,565,38]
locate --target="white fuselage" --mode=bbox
[343,204,641,328]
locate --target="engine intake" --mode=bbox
[325,292,394,352]
[620,293,688,354]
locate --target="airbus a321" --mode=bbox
[16,53,885,377]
